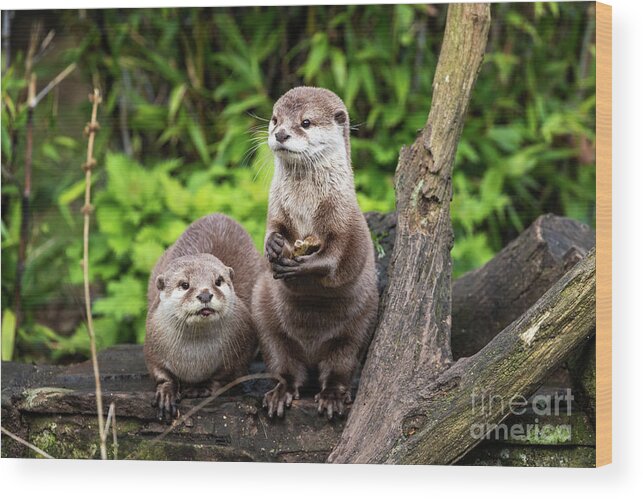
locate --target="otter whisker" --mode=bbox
[252,154,274,184]
[240,140,269,169]
[247,111,270,123]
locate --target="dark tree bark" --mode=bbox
[328,4,596,464]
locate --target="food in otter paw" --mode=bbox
[292,235,322,257]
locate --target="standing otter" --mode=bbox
[145,214,261,420]
[252,87,378,419]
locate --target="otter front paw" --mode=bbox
[262,382,300,418]
[315,387,352,420]
[265,232,285,263]
[152,381,180,421]
[271,256,302,280]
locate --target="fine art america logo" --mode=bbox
[469,389,574,442]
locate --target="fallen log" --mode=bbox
[0,340,594,465]
[367,212,596,358]
[451,214,595,357]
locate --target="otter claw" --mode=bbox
[315,387,351,420]
[263,382,298,418]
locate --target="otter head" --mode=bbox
[155,254,236,328]
[268,86,350,168]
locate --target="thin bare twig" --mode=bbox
[12,24,40,350]
[82,88,107,459]
[10,32,76,359]
[1,425,54,459]
[31,62,77,108]
[2,11,13,73]
[111,406,118,459]
[125,372,284,460]
[103,402,118,459]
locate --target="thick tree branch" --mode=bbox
[328,3,491,464]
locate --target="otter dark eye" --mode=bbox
[215,276,223,287]
[301,119,311,129]
[271,116,277,125]
[179,281,189,290]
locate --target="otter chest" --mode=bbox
[161,333,223,384]
[278,179,321,238]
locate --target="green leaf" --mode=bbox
[301,33,329,83]
[360,64,377,104]
[330,49,347,89]
[187,121,211,165]
[1,122,12,160]
[1,309,16,361]
[221,94,269,117]
[160,175,191,216]
[132,239,165,273]
[94,276,146,322]
[168,83,187,122]
[487,126,523,152]
[344,70,361,109]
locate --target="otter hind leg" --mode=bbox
[260,331,307,418]
[315,334,362,420]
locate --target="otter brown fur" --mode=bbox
[145,213,261,419]
[252,87,378,419]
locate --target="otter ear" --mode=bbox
[227,266,235,281]
[334,110,347,125]
[156,275,165,291]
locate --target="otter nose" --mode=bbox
[275,129,290,143]
[197,291,213,303]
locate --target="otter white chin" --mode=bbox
[145,214,261,420]
[252,86,379,420]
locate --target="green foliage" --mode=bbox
[1,3,596,362]
[1,309,17,361]
[59,152,271,347]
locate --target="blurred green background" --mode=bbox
[1,3,596,363]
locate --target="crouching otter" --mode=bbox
[145,214,261,420]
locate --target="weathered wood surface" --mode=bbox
[1,346,345,461]
[1,344,594,464]
[452,215,595,358]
